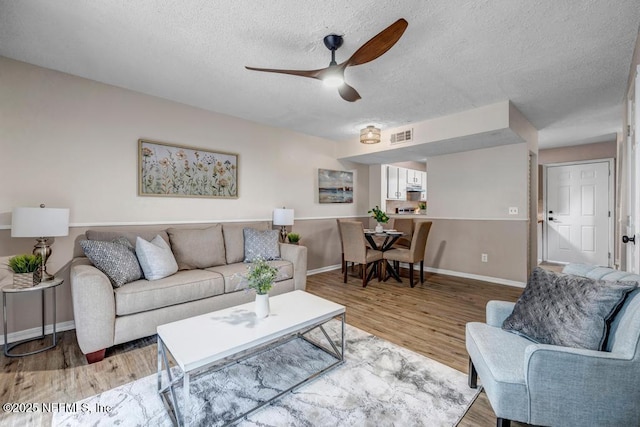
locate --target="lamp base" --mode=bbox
[33,238,54,283]
[279,226,288,243]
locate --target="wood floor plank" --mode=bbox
[0,268,526,426]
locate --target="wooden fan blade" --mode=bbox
[344,18,408,67]
[338,83,361,102]
[244,66,326,79]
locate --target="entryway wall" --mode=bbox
[538,140,617,263]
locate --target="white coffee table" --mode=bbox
[157,290,346,426]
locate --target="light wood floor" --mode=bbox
[1,268,526,427]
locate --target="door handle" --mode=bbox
[622,235,636,245]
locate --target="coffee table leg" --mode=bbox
[157,337,163,393]
[341,312,346,360]
[183,371,190,426]
[158,338,185,427]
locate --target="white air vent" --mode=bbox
[390,128,413,145]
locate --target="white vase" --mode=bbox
[255,293,270,319]
[375,223,384,233]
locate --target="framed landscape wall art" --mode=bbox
[318,169,353,203]
[138,139,238,198]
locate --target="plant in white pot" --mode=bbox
[368,206,390,233]
[246,257,278,319]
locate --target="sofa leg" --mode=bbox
[86,349,106,364]
[468,357,478,389]
[496,418,511,427]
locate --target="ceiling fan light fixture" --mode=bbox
[322,68,344,88]
[360,125,381,144]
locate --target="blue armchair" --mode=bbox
[465,265,640,427]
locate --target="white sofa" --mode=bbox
[70,222,307,363]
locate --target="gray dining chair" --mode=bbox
[341,221,383,287]
[383,221,432,287]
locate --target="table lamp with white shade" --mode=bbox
[11,204,70,282]
[273,208,294,243]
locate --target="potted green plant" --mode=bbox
[287,232,301,245]
[368,205,390,232]
[246,257,279,318]
[418,202,427,213]
[8,254,42,286]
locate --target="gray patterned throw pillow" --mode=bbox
[243,228,280,262]
[502,267,637,350]
[80,237,143,287]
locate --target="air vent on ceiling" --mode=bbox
[390,128,413,145]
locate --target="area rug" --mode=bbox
[52,321,480,426]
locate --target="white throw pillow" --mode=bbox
[135,235,178,281]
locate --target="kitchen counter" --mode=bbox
[389,213,429,219]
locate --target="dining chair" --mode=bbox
[336,219,346,273]
[392,217,414,249]
[340,221,383,287]
[383,221,432,287]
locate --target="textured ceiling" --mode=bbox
[1,0,639,149]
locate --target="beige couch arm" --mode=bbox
[279,243,307,291]
[70,258,116,355]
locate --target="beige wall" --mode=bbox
[0,57,370,335]
[539,140,617,164]
[427,143,529,219]
[425,143,531,282]
[424,219,527,283]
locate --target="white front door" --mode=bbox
[546,161,611,265]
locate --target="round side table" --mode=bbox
[2,277,63,357]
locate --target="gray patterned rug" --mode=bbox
[52,322,480,426]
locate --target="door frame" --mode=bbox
[542,158,615,266]
[627,65,640,272]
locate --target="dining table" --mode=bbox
[363,229,405,283]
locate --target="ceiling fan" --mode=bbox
[245,18,408,102]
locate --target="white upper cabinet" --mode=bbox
[387,166,407,200]
[387,166,426,200]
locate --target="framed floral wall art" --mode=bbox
[138,139,238,198]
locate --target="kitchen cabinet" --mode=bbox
[406,170,423,187]
[387,166,407,200]
[387,166,427,200]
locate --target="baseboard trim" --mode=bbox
[307,263,525,288]
[0,320,76,345]
[422,266,525,288]
[307,264,341,275]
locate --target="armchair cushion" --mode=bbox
[502,267,637,350]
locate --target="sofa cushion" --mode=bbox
[135,235,178,280]
[80,237,143,287]
[222,222,270,264]
[167,225,226,270]
[86,229,170,248]
[243,228,280,262]
[207,260,293,294]
[502,267,638,350]
[114,269,224,316]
